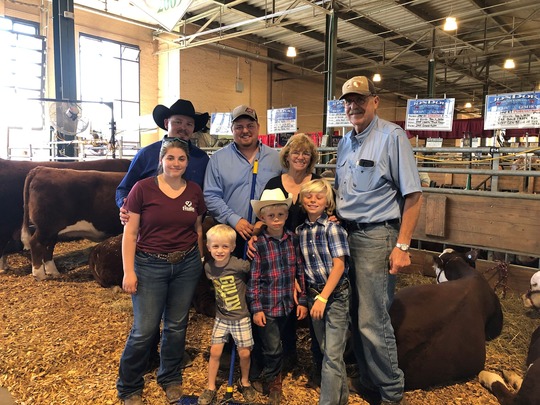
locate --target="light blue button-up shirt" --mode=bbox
[335,116,421,223]
[204,141,282,227]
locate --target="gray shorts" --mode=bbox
[211,316,254,349]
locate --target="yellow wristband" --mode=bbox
[315,295,328,304]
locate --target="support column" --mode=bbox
[323,8,338,137]
[427,28,436,98]
[52,0,77,157]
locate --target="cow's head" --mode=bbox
[433,248,479,283]
[522,271,540,310]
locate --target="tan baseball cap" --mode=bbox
[231,105,258,122]
[339,76,377,100]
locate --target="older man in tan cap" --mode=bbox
[334,76,423,405]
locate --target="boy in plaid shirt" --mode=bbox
[296,179,350,405]
[247,188,308,405]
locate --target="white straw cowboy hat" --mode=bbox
[251,188,292,218]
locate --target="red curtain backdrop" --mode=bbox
[394,118,539,139]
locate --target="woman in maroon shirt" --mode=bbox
[117,138,206,405]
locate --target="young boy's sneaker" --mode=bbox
[197,389,216,405]
[236,378,257,403]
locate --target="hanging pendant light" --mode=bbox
[286,46,297,57]
[504,17,516,69]
[443,17,457,31]
[504,58,515,69]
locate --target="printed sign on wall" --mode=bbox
[405,98,455,131]
[484,91,540,129]
[327,100,352,127]
[267,107,297,134]
[210,112,233,136]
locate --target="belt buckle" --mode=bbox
[167,250,186,264]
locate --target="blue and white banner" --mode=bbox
[405,98,455,131]
[210,112,233,136]
[327,100,352,127]
[267,107,297,134]
[484,91,540,129]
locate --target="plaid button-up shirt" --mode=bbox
[296,213,350,286]
[247,229,307,317]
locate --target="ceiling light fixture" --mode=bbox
[464,102,473,109]
[504,58,515,69]
[372,73,381,82]
[504,17,516,69]
[443,17,457,31]
[286,46,297,57]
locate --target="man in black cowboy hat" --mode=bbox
[115,99,210,209]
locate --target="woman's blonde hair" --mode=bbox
[206,224,237,246]
[299,178,335,215]
[280,133,319,172]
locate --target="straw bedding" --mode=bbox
[0,240,538,404]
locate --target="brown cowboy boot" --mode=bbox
[267,373,282,405]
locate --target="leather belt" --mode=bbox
[308,279,349,298]
[138,244,197,264]
[344,218,400,232]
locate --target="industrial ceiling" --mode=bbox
[75,0,540,115]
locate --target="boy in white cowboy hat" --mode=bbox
[247,188,308,405]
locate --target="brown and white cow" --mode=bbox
[21,167,125,280]
[389,248,503,390]
[0,157,130,271]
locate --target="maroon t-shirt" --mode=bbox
[125,177,206,253]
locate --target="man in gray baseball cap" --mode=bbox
[335,76,422,404]
[231,104,259,122]
[204,105,281,257]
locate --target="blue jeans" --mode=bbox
[255,315,287,382]
[348,223,404,402]
[309,282,350,405]
[117,249,202,399]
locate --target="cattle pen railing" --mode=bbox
[203,145,540,292]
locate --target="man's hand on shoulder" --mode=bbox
[235,218,254,240]
[119,198,129,225]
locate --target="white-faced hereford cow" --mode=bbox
[388,249,503,389]
[0,157,130,271]
[21,167,125,280]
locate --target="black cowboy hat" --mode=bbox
[152,99,209,132]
